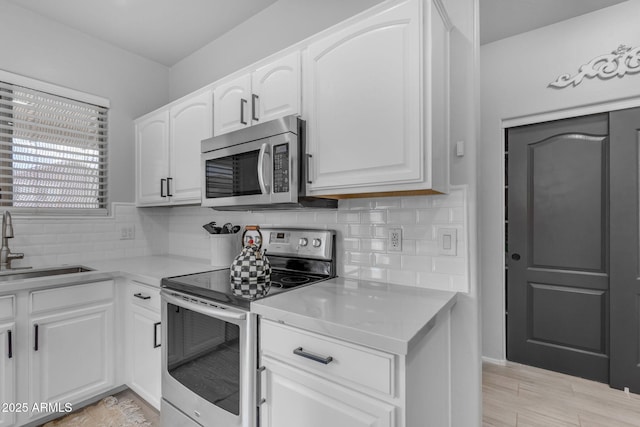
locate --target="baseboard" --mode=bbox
[482,356,507,366]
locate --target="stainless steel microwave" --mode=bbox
[200,115,336,210]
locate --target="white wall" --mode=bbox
[169,0,385,100]
[480,0,640,361]
[0,0,170,204]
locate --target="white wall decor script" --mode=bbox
[548,44,640,88]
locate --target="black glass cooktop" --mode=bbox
[161,268,330,310]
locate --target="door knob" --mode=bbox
[511,253,521,261]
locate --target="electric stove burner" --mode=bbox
[271,273,312,288]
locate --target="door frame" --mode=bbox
[493,96,640,362]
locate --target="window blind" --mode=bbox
[0,81,108,214]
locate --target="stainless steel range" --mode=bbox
[160,228,336,427]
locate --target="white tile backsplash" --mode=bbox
[8,203,170,269]
[166,186,470,293]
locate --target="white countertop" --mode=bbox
[85,255,215,286]
[0,255,215,293]
[251,277,457,355]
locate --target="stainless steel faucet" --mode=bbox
[0,211,24,270]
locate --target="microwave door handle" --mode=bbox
[257,142,271,194]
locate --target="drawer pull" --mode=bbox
[134,293,151,300]
[293,347,333,365]
[153,322,161,348]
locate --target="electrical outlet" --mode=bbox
[120,225,135,240]
[388,228,402,252]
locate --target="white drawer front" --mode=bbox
[31,280,114,313]
[0,295,14,320]
[260,319,395,396]
[129,281,161,312]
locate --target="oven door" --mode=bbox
[201,133,298,208]
[161,290,256,427]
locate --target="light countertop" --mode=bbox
[0,255,215,293]
[251,277,457,355]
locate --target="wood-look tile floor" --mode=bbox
[483,362,640,426]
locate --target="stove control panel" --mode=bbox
[261,228,335,260]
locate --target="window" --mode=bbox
[0,74,108,214]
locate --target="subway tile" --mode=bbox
[348,224,373,238]
[337,211,361,224]
[401,255,433,272]
[341,264,360,279]
[347,252,374,266]
[451,275,469,292]
[341,238,360,251]
[401,226,433,240]
[360,267,388,282]
[450,207,465,223]
[401,196,432,209]
[315,211,338,224]
[431,188,465,207]
[374,253,402,268]
[387,210,417,224]
[344,199,376,210]
[360,238,387,252]
[374,198,402,209]
[432,256,466,275]
[416,240,440,256]
[416,208,450,225]
[387,269,417,286]
[416,272,452,290]
[360,210,387,224]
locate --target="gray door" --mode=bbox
[610,107,640,392]
[507,113,610,383]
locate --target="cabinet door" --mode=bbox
[169,90,212,205]
[129,304,161,410]
[136,110,170,205]
[304,0,422,194]
[252,51,300,124]
[0,322,15,427]
[213,74,251,136]
[260,356,395,427]
[29,304,114,419]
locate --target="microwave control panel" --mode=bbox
[273,143,289,193]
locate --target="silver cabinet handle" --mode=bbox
[257,142,271,194]
[256,366,266,406]
[153,322,161,348]
[240,98,248,125]
[293,347,333,364]
[160,179,167,197]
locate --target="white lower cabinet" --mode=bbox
[260,355,395,427]
[3,280,115,427]
[259,313,453,427]
[259,320,399,427]
[0,296,15,427]
[125,281,161,410]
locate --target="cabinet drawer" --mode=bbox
[129,281,161,312]
[0,295,14,320]
[31,280,114,314]
[260,319,395,396]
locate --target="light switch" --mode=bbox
[437,228,457,256]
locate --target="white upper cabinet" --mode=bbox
[213,51,300,136]
[304,0,451,197]
[169,91,213,203]
[136,89,212,206]
[252,52,300,124]
[213,74,251,136]
[136,110,169,205]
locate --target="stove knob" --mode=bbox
[299,237,308,247]
[312,238,322,248]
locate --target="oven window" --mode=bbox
[166,303,241,416]
[205,150,261,198]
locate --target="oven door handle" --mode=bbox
[161,291,247,321]
[257,142,271,195]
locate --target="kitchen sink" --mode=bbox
[0,265,93,282]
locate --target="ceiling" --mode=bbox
[5,0,630,65]
[480,0,628,45]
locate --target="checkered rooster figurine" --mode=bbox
[230,225,272,298]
